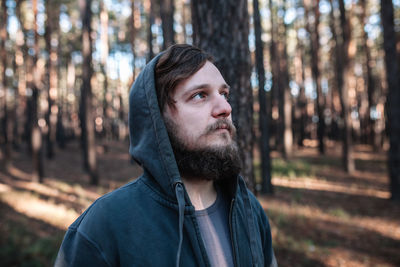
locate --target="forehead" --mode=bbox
[174,61,227,95]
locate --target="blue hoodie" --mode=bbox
[55,53,276,267]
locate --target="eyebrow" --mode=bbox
[184,83,230,95]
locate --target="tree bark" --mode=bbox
[360,0,376,148]
[80,0,98,185]
[100,2,111,146]
[31,0,44,182]
[146,0,155,62]
[305,0,325,154]
[277,1,292,159]
[191,0,255,191]
[159,0,175,49]
[130,0,136,79]
[44,0,60,159]
[253,0,273,194]
[0,0,11,170]
[294,20,307,147]
[381,0,400,201]
[268,0,280,151]
[338,0,355,173]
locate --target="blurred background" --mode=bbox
[0,0,399,266]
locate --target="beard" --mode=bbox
[164,117,242,182]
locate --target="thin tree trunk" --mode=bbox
[191,0,255,191]
[146,0,154,62]
[381,0,400,201]
[130,0,136,79]
[80,0,98,185]
[0,0,11,170]
[268,0,280,151]
[32,0,44,182]
[338,0,355,173]
[159,0,175,49]
[294,22,307,147]
[44,0,60,159]
[253,0,273,194]
[360,0,376,148]
[305,0,325,154]
[277,1,292,159]
[100,2,111,146]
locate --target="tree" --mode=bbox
[130,0,136,79]
[359,0,376,148]
[80,0,98,185]
[146,0,155,62]
[30,0,45,182]
[305,0,325,154]
[159,0,175,49]
[276,0,292,159]
[0,0,11,170]
[44,0,60,159]
[191,0,255,191]
[336,0,355,173]
[100,2,111,146]
[253,0,273,194]
[381,0,400,201]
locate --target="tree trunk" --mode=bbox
[268,0,280,151]
[277,1,292,159]
[159,0,175,49]
[80,0,98,185]
[191,0,255,191]
[100,2,111,146]
[381,0,400,201]
[360,0,376,148]
[305,0,325,154]
[338,0,355,173]
[44,0,60,159]
[146,0,155,62]
[31,0,44,182]
[0,0,11,170]
[13,26,25,151]
[130,0,136,79]
[253,0,273,194]
[294,21,307,147]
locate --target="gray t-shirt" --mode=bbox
[195,192,234,267]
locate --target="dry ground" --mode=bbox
[0,140,399,266]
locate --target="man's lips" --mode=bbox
[217,124,229,130]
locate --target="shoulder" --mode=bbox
[69,177,147,230]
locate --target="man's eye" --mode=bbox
[192,92,206,100]
[222,92,229,100]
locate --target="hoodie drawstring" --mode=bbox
[174,182,185,267]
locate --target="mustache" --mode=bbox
[205,119,236,136]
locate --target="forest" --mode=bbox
[0,0,400,266]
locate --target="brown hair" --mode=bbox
[155,44,213,112]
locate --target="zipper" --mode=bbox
[229,198,237,267]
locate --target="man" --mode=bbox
[55,44,276,267]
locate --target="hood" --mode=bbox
[128,54,182,200]
[128,53,187,267]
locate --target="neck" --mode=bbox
[181,178,217,211]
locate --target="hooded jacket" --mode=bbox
[55,53,276,267]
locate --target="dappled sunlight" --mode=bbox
[7,165,33,181]
[0,173,96,211]
[272,176,390,199]
[260,196,400,241]
[261,196,399,267]
[0,188,79,230]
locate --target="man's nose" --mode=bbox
[212,94,232,118]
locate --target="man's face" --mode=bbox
[163,61,235,150]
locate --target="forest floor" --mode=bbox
[0,140,399,267]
